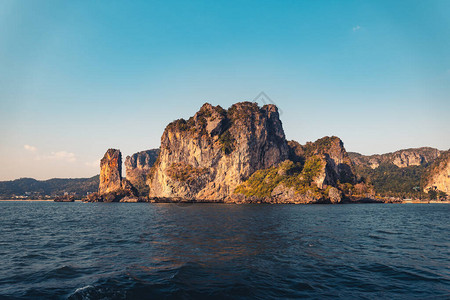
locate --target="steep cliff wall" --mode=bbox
[125,149,160,196]
[99,149,123,194]
[423,150,450,193]
[86,149,137,202]
[148,102,289,201]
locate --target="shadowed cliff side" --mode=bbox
[125,149,160,196]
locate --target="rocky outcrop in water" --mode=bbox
[125,149,160,196]
[148,102,289,201]
[86,149,138,202]
[349,147,441,169]
[54,195,75,202]
[99,149,123,194]
[87,103,397,204]
[423,150,450,194]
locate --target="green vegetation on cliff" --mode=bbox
[167,105,227,134]
[234,158,324,198]
[347,147,448,198]
[218,130,235,155]
[303,136,334,157]
[301,156,323,183]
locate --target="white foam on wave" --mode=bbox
[73,285,93,294]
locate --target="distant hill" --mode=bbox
[0,175,99,199]
[348,147,441,169]
[348,148,445,198]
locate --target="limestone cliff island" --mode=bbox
[83,102,449,204]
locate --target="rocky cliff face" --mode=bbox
[349,147,441,169]
[423,150,450,193]
[148,102,289,201]
[86,148,137,202]
[233,136,357,204]
[125,149,160,196]
[289,136,356,187]
[99,149,123,194]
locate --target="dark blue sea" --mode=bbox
[0,202,449,299]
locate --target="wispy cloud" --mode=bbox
[46,151,76,162]
[84,159,100,167]
[24,145,77,163]
[24,144,37,152]
[35,151,77,162]
[352,25,361,32]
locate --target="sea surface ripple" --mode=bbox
[0,202,449,299]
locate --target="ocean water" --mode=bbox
[0,202,449,299]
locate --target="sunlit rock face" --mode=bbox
[423,150,450,194]
[391,149,441,168]
[86,148,138,203]
[148,102,289,201]
[99,149,122,194]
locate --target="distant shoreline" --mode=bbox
[402,200,450,204]
[0,199,83,202]
[0,199,448,204]
[0,199,56,201]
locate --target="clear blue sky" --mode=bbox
[0,0,449,180]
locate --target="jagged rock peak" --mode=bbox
[148,101,289,201]
[99,149,122,194]
[125,149,160,171]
